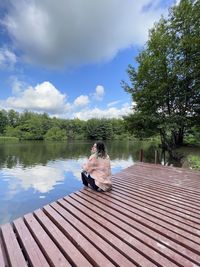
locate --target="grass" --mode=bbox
[0,136,19,143]
[175,145,200,170]
[188,155,200,170]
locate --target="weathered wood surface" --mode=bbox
[0,162,200,266]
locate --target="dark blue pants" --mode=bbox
[81,171,99,191]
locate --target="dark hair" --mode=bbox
[96,141,107,158]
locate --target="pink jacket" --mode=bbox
[82,154,112,191]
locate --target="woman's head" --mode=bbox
[95,141,107,158]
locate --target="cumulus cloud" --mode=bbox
[0,48,17,69]
[73,103,132,120]
[93,85,105,101]
[4,81,68,114]
[2,0,171,67]
[1,79,132,119]
[74,95,89,106]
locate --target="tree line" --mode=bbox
[0,109,130,141]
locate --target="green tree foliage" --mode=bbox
[17,112,50,140]
[7,109,20,127]
[122,0,200,152]
[185,125,200,145]
[0,110,8,135]
[64,119,87,140]
[44,127,67,141]
[0,109,129,140]
[4,126,21,138]
[86,119,113,140]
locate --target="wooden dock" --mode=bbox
[0,162,200,267]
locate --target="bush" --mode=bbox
[44,127,67,141]
[188,155,200,170]
[185,126,200,145]
[113,133,130,140]
[73,133,86,140]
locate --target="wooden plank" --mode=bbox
[113,176,200,214]
[77,190,200,265]
[1,223,27,267]
[65,195,183,267]
[0,235,6,267]
[13,217,50,267]
[112,185,200,228]
[86,189,200,249]
[104,189,200,233]
[70,193,200,266]
[112,182,200,210]
[24,213,71,267]
[112,179,200,219]
[121,163,200,180]
[98,187,200,244]
[120,167,200,192]
[124,163,191,181]
[114,172,200,200]
[43,204,115,267]
[58,198,157,267]
[0,232,9,267]
[34,209,92,267]
[50,201,138,267]
[134,162,200,177]
[122,176,200,201]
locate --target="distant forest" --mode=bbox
[0,109,131,141]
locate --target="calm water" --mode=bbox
[0,140,177,224]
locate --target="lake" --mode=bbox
[0,140,188,225]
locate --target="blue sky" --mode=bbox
[0,0,178,120]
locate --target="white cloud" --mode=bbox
[4,81,67,114]
[10,76,27,94]
[107,100,121,107]
[74,95,89,106]
[0,48,17,69]
[2,0,171,67]
[0,79,132,119]
[73,103,132,120]
[93,85,105,101]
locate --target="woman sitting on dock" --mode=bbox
[81,141,112,192]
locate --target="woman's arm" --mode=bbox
[82,155,97,173]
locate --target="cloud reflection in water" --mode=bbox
[0,156,134,224]
[1,156,133,195]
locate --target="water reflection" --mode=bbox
[2,164,65,194]
[1,141,146,224]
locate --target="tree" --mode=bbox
[7,109,20,127]
[0,109,8,135]
[122,0,200,155]
[18,113,47,140]
[4,126,21,138]
[86,119,113,140]
[44,127,67,141]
